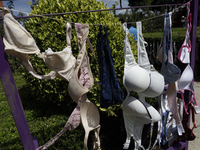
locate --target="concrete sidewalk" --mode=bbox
[188,82,200,150]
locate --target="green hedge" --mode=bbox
[19,0,137,149]
[143,26,200,43]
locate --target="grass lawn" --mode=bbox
[0,72,84,150]
[0,72,25,149]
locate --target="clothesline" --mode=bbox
[130,0,190,24]
[0,0,192,26]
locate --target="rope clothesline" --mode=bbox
[0,0,192,26]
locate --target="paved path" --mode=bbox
[188,81,200,150]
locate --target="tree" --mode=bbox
[118,0,189,32]
[6,0,14,15]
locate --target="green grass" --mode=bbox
[0,72,25,150]
[0,72,84,150]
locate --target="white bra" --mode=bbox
[122,23,150,94]
[122,22,164,98]
[136,21,164,98]
[122,22,162,150]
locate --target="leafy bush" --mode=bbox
[24,0,136,113]
[21,0,136,149]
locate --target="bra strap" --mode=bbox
[136,21,150,70]
[66,22,71,48]
[122,22,137,73]
[22,58,57,80]
[36,106,81,150]
[75,23,100,84]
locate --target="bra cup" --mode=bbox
[178,46,190,64]
[178,64,193,90]
[123,65,150,93]
[4,49,28,63]
[3,12,40,55]
[141,71,165,97]
[68,67,89,103]
[44,51,71,71]
[122,96,161,124]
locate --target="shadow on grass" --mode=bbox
[18,84,76,118]
[0,122,85,150]
[0,136,23,150]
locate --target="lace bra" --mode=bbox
[96,25,124,108]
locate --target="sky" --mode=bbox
[2,0,130,16]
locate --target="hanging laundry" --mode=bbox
[3,8,100,150]
[137,21,165,98]
[160,13,181,85]
[157,12,185,147]
[178,2,192,64]
[177,2,199,116]
[176,1,200,143]
[122,22,163,150]
[3,8,76,81]
[178,104,196,141]
[68,23,100,150]
[96,25,124,108]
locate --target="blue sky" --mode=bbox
[3,0,129,16]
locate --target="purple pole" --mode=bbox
[190,0,199,71]
[0,36,36,150]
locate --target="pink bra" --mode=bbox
[178,2,192,64]
[178,64,199,114]
[177,2,199,115]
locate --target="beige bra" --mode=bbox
[68,24,94,103]
[3,9,76,81]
